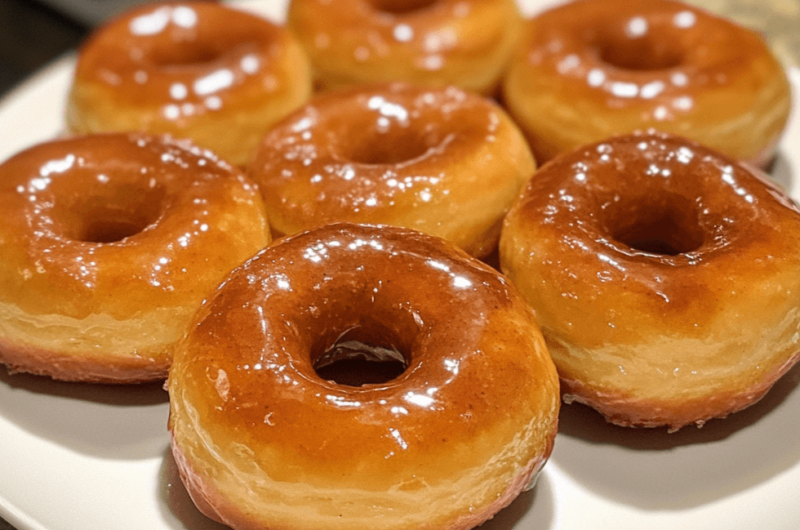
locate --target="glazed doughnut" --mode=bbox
[0,133,270,383]
[500,132,800,430]
[502,0,791,167]
[67,2,312,166]
[287,0,523,94]
[168,223,559,530]
[248,83,535,259]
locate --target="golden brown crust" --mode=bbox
[68,1,312,165]
[502,0,791,166]
[0,133,270,383]
[500,132,800,430]
[287,0,522,94]
[169,223,559,530]
[248,83,535,258]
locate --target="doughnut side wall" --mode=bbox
[168,224,560,530]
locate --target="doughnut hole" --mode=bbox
[146,35,264,72]
[49,184,165,243]
[313,322,409,386]
[594,24,685,71]
[339,124,435,165]
[369,0,438,15]
[605,194,704,255]
[148,43,224,68]
[344,131,432,165]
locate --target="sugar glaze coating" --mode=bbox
[287,0,523,93]
[503,0,791,166]
[169,223,559,530]
[0,133,270,382]
[68,2,312,165]
[500,132,800,430]
[249,83,535,258]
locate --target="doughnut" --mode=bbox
[287,0,523,94]
[502,0,792,167]
[248,83,535,259]
[168,223,559,530]
[67,2,312,166]
[500,132,800,430]
[0,133,270,383]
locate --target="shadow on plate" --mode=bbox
[0,367,169,460]
[160,446,229,530]
[551,360,800,509]
[768,150,795,193]
[159,445,556,530]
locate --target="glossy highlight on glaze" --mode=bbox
[249,83,535,258]
[287,0,523,93]
[169,223,559,530]
[0,133,270,382]
[502,0,791,166]
[68,2,312,165]
[501,132,800,430]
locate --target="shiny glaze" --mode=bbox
[170,224,558,497]
[249,83,535,258]
[0,133,270,381]
[503,0,791,166]
[500,132,800,428]
[68,2,311,165]
[287,0,522,93]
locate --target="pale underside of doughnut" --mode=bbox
[550,325,800,431]
[287,0,523,95]
[169,398,555,530]
[0,302,186,382]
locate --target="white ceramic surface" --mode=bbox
[1,1,799,529]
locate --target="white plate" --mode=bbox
[1,1,799,529]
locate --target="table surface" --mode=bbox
[1,1,799,529]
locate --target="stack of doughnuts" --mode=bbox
[1,0,798,528]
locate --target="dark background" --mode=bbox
[0,0,161,98]
[0,0,87,97]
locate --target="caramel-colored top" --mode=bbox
[503,0,791,165]
[0,133,270,319]
[170,223,558,488]
[501,132,800,348]
[248,83,535,257]
[287,0,522,93]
